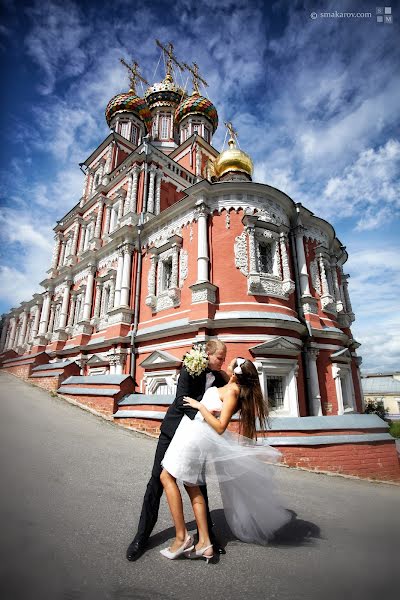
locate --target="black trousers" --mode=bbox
[135,431,213,542]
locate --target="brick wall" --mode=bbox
[278,441,400,481]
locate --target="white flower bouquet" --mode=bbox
[183,344,209,377]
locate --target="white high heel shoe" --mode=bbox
[160,535,194,560]
[184,544,214,563]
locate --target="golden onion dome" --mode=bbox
[214,137,253,180]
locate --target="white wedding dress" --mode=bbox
[161,387,291,544]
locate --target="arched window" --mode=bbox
[160,114,170,140]
[131,124,138,145]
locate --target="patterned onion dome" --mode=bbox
[175,93,218,133]
[214,138,253,180]
[105,92,152,131]
[145,74,184,110]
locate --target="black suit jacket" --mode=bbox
[160,366,226,438]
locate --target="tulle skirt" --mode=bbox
[161,416,291,544]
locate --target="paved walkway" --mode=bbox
[0,371,398,600]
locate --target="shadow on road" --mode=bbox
[146,508,320,558]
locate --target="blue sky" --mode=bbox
[0,0,399,373]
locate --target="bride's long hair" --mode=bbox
[233,358,268,440]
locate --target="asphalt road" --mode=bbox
[0,371,398,600]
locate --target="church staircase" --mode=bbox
[29,360,81,392]
[0,351,50,380]
[57,375,135,417]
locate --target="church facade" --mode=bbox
[0,52,364,420]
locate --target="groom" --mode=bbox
[126,339,228,561]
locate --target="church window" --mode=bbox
[257,242,274,274]
[332,362,356,414]
[146,235,183,313]
[161,257,173,291]
[192,122,201,135]
[204,128,210,143]
[266,375,285,410]
[83,221,94,250]
[109,202,120,232]
[120,121,130,139]
[256,358,300,417]
[160,114,170,140]
[131,124,138,145]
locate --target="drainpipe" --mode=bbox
[130,213,144,388]
[289,224,313,416]
[130,139,150,387]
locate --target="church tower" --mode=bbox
[105,59,152,146]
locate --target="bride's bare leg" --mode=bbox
[160,469,189,551]
[185,485,213,557]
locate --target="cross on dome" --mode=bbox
[120,58,150,94]
[155,39,185,82]
[183,61,208,95]
[224,121,239,144]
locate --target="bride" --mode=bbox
[159,357,290,562]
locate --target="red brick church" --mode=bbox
[1,43,398,481]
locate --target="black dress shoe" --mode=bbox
[210,534,226,555]
[126,537,146,561]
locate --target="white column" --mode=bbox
[82,172,89,198]
[280,233,291,280]
[307,348,322,416]
[130,166,139,213]
[196,202,209,282]
[71,222,80,256]
[113,248,124,308]
[94,200,104,238]
[38,292,52,337]
[120,245,133,307]
[295,227,311,296]
[67,295,76,327]
[342,275,353,314]
[147,165,156,213]
[195,146,201,177]
[51,233,62,270]
[331,263,343,309]
[103,203,112,238]
[58,281,71,330]
[155,171,162,215]
[117,196,124,222]
[31,304,42,340]
[93,282,103,318]
[88,169,95,196]
[47,304,55,336]
[58,239,66,268]
[171,246,179,288]
[104,144,113,174]
[0,317,9,352]
[78,224,87,254]
[82,266,96,321]
[108,278,115,310]
[247,225,257,272]
[18,312,28,346]
[319,254,330,297]
[8,318,17,349]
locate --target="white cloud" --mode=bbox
[347,244,400,373]
[25,0,89,95]
[321,139,400,228]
